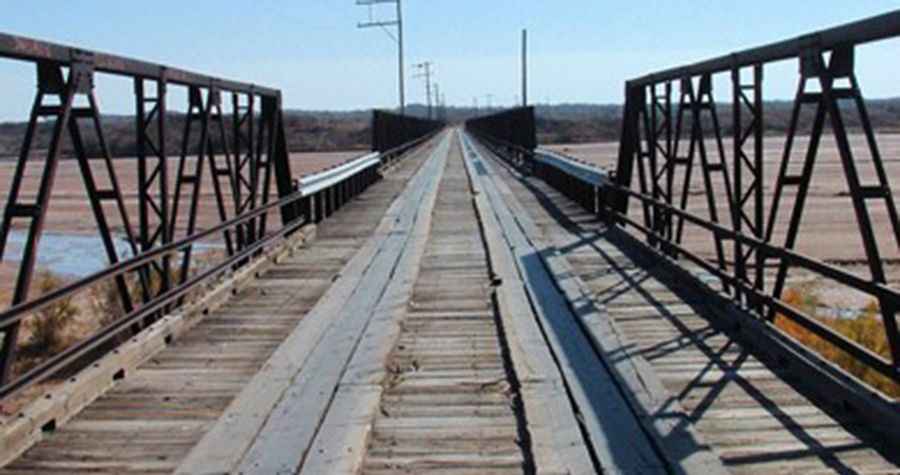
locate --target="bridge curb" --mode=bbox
[0,224,317,468]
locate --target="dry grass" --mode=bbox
[3,248,223,392]
[11,272,82,378]
[0,247,230,416]
[775,287,900,399]
[23,272,78,354]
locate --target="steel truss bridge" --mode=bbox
[0,9,897,475]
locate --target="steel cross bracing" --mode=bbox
[0,35,439,402]
[731,64,765,311]
[672,74,734,286]
[0,58,146,382]
[469,10,900,390]
[609,16,900,384]
[134,76,172,314]
[0,33,299,388]
[761,44,900,353]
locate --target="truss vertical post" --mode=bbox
[0,62,75,383]
[265,94,298,227]
[611,83,644,220]
[205,86,237,257]
[732,63,765,309]
[231,92,247,252]
[672,76,697,252]
[171,86,209,284]
[66,60,144,320]
[816,45,900,364]
[135,74,172,309]
[648,82,674,249]
[638,87,653,232]
[232,91,258,250]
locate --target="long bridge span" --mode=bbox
[0,10,898,475]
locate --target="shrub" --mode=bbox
[775,288,900,398]
[89,261,181,330]
[91,274,156,329]
[24,272,79,354]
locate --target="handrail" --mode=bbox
[298,152,381,196]
[534,149,609,187]
[0,204,308,399]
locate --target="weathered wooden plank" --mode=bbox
[358,138,530,474]
[0,224,317,470]
[298,134,450,475]
[461,131,668,475]
[223,133,452,475]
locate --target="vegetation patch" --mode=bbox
[775,286,900,398]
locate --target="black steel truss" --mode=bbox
[613,12,900,384]
[473,10,900,389]
[0,33,296,386]
[731,64,765,310]
[0,119,433,402]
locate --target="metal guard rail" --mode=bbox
[468,132,900,387]
[0,133,436,401]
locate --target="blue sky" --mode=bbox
[1,1,899,118]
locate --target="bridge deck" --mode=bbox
[360,135,529,474]
[1,130,897,474]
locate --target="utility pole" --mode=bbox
[414,61,433,119]
[485,94,494,110]
[433,83,440,119]
[522,28,528,107]
[357,0,405,115]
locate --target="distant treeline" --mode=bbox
[0,111,372,159]
[531,99,900,144]
[2,99,900,157]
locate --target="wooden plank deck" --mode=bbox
[359,133,531,474]
[480,137,900,474]
[0,139,439,475]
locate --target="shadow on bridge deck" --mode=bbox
[486,145,900,474]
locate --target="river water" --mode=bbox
[4,230,223,278]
